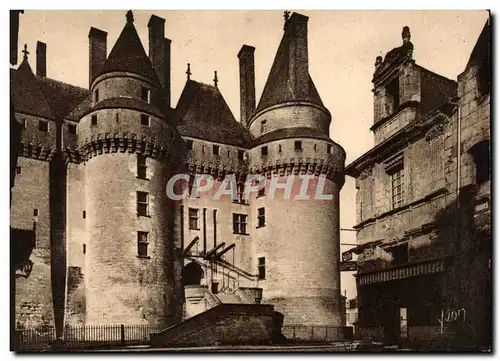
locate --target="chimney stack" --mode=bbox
[88,27,107,88]
[286,13,309,99]
[148,15,171,108]
[36,41,46,77]
[237,45,256,127]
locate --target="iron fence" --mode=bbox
[13,324,161,351]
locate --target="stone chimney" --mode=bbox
[88,27,107,88]
[286,13,309,99]
[36,41,46,77]
[148,15,171,108]
[237,45,256,127]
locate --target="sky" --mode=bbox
[13,10,489,300]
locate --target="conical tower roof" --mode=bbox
[99,11,160,86]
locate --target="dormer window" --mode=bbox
[386,76,400,114]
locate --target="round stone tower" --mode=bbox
[242,12,346,337]
[78,12,180,326]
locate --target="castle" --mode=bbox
[10,10,346,339]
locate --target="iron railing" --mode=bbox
[13,324,161,351]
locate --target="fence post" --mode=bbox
[120,324,125,347]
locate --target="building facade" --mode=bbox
[345,21,491,349]
[10,11,346,340]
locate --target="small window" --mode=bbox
[213,145,220,156]
[83,244,86,254]
[211,282,219,294]
[137,231,149,257]
[257,207,265,228]
[313,143,317,152]
[137,154,147,179]
[278,144,282,153]
[261,146,268,156]
[186,140,193,150]
[233,182,247,204]
[227,149,231,157]
[115,113,120,122]
[471,141,490,185]
[387,76,400,114]
[233,213,248,234]
[141,87,151,103]
[258,257,266,280]
[238,150,244,160]
[202,145,205,154]
[391,243,408,265]
[294,141,302,151]
[91,114,97,126]
[260,119,267,134]
[33,209,38,217]
[327,144,333,154]
[189,208,200,230]
[137,191,149,216]
[141,114,150,126]
[83,210,86,219]
[257,186,265,198]
[38,120,48,132]
[20,118,26,129]
[16,166,21,175]
[94,89,99,103]
[68,123,76,134]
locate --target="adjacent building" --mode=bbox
[345,20,491,349]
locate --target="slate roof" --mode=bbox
[466,19,490,69]
[175,80,252,148]
[10,59,89,121]
[255,17,324,113]
[99,20,160,86]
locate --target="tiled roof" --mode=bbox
[10,59,89,121]
[99,21,160,86]
[175,80,252,148]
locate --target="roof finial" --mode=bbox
[284,10,290,22]
[22,43,29,61]
[375,56,382,67]
[213,71,218,88]
[126,10,134,24]
[402,26,411,44]
[186,63,191,80]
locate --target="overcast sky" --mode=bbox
[15,10,489,299]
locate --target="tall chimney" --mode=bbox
[88,27,107,88]
[164,38,171,108]
[237,45,256,127]
[148,15,170,106]
[287,13,309,99]
[36,41,46,77]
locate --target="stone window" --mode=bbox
[33,209,38,217]
[227,149,231,157]
[202,145,205,154]
[137,191,149,216]
[83,244,86,254]
[213,145,220,156]
[278,144,282,153]
[294,140,302,151]
[38,120,48,132]
[257,207,266,228]
[94,89,99,103]
[327,144,332,154]
[389,164,405,209]
[16,166,21,175]
[137,231,149,257]
[257,185,265,198]
[233,213,248,234]
[137,154,147,180]
[91,114,97,126]
[260,119,267,134]
[386,76,400,115]
[82,210,86,219]
[314,143,317,152]
[477,57,490,97]
[238,150,244,160]
[258,257,266,280]
[189,208,200,230]
[389,243,408,265]
[141,114,150,127]
[233,183,247,204]
[471,140,490,185]
[141,87,151,103]
[186,140,193,150]
[67,123,76,134]
[261,146,268,156]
